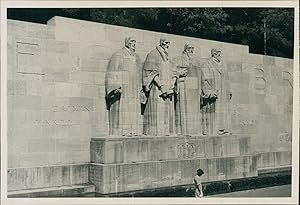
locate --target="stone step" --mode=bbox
[91,134,251,164]
[8,184,95,198]
[257,151,292,169]
[94,171,291,197]
[8,163,89,192]
[89,154,257,194]
[258,165,291,175]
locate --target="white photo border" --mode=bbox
[1,1,299,205]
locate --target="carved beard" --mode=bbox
[187,51,193,58]
[213,56,221,63]
[184,50,193,59]
[212,53,221,63]
[161,45,169,55]
[126,45,135,55]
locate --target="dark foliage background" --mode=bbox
[7,8,294,58]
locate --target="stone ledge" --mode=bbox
[7,169,291,197]
[257,151,292,169]
[8,184,95,198]
[8,163,89,192]
[258,165,292,175]
[95,169,291,197]
[92,134,251,140]
[90,154,256,166]
[89,155,257,194]
[91,134,252,164]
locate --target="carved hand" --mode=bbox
[178,68,188,77]
[158,85,170,99]
[160,85,169,95]
[203,94,210,99]
[210,90,218,97]
[114,87,122,94]
[209,95,218,104]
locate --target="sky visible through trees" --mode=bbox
[7,8,294,58]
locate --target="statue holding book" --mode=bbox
[173,43,201,135]
[200,48,232,135]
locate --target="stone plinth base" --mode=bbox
[257,151,292,169]
[8,164,89,192]
[93,169,291,197]
[89,134,257,194]
[90,135,251,164]
[89,155,257,194]
[8,184,95,198]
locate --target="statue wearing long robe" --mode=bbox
[142,46,176,136]
[173,52,201,135]
[200,57,231,135]
[105,47,142,135]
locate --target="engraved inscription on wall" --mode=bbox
[279,131,292,142]
[52,105,91,112]
[177,142,196,159]
[16,41,44,75]
[33,119,73,126]
[255,67,266,91]
[282,71,293,88]
[232,106,257,126]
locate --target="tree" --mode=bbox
[224,8,294,58]
[259,8,294,57]
[158,8,233,40]
[7,8,294,58]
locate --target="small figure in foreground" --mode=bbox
[194,168,204,197]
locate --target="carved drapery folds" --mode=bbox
[141,37,176,136]
[173,44,202,135]
[105,37,233,136]
[105,36,142,135]
[200,48,232,135]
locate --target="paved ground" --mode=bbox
[209,185,291,197]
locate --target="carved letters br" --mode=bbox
[282,71,293,88]
[255,68,266,91]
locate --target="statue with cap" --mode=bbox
[200,48,232,135]
[141,36,177,136]
[105,36,142,136]
[173,43,202,135]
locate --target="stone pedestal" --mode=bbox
[89,135,258,194]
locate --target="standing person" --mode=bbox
[105,36,142,135]
[173,43,201,135]
[200,48,232,135]
[194,168,204,197]
[141,37,177,136]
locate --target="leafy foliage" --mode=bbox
[224,8,294,58]
[7,8,294,58]
[158,8,232,39]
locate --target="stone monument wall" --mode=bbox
[7,16,293,192]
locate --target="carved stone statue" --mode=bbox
[141,37,176,136]
[105,36,142,135]
[173,44,201,135]
[200,48,232,135]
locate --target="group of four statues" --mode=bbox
[105,36,232,137]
